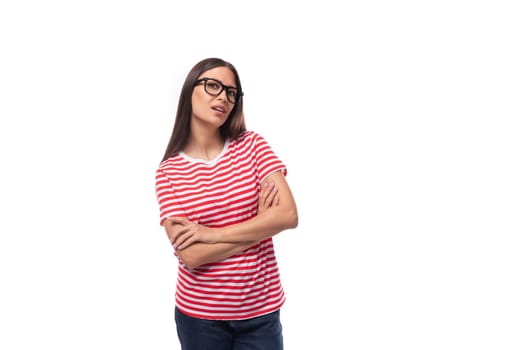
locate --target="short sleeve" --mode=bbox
[155,168,186,226]
[252,133,287,182]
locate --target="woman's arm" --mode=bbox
[171,171,298,250]
[169,238,258,270]
[164,176,283,269]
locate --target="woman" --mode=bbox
[155,57,298,349]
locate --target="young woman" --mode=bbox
[155,57,298,349]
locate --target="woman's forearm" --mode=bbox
[215,205,297,243]
[168,172,298,266]
[215,171,298,243]
[177,240,258,270]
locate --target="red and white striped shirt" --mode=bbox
[155,131,287,320]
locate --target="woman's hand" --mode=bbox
[258,181,279,214]
[163,217,216,250]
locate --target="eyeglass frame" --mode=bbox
[194,77,243,104]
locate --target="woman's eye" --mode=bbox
[208,82,220,90]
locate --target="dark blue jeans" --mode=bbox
[175,307,284,350]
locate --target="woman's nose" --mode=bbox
[217,89,228,101]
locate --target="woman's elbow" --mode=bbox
[183,259,199,271]
[177,251,202,270]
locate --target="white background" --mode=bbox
[1,1,524,349]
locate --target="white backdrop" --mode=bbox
[1,1,524,349]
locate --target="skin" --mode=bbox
[163,67,298,270]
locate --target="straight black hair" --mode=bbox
[161,58,246,163]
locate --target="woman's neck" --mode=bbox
[184,129,224,161]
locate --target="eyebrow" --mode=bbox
[200,77,237,89]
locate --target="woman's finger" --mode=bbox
[169,222,191,244]
[272,191,279,207]
[261,182,277,208]
[165,216,190,227]
[265,184,278,208]
[174,224,198,249]
[259,183,270,205]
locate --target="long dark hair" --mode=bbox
[161,58,246,162]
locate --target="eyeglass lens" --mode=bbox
[203,79,238,103]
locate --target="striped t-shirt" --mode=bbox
[155,131,287,320]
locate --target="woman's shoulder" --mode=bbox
[157,153,184,172]
[231,130,264,145]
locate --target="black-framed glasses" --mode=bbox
[194,78,242,104]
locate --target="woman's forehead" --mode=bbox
[199,67,236,85]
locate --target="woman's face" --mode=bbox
[191,66,237,130]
